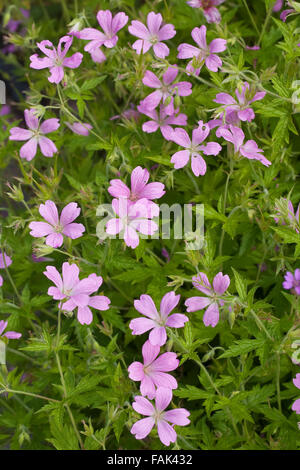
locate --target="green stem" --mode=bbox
[55,309,84,450]
[249,309,274,342]
[0,387,59,403]
[241,0,260,36]
[276,352,282,413]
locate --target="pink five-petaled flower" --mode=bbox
[65,122,92,136]
[29,200,85,248]
[214,82,266,123]
[185,272,230,327]
[9,109,59,161]
[106,198,158,249]
[44,262,110,325]
[0,320,21,340]
[137,103,187,141]
[128,11,176,59]
[131,387,190,446]
[30,35,83,84]
[128,340,179,399]
[292,374,300,414]
[130,291,189,346]
[108,166,165,212]
[187,0,225,24]
[0,252,12,287]
[170,121,222,176]
[177,25,227,75]
[78,10,128,63]
[140,66,192,114]
[282,269,300,295]
[216,125,271,167]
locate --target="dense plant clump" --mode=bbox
[0,0,300,450]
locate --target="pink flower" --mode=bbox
[282,269,300,295]
[177,25,227,75]
[105,198,158,249]
[273,0,284,11]
[140,66,192,113]
[187,0,225,24]
[110,105,141,122]
[30,36,83,84]
[137,103,187,141]
[0,320,21,340]
[131,387,190,446]
[170,121,222,176]
[108,166,165,208]
[245,45,260,51]
[65,122,92,136]
[44,262,111,325]
[29,200,85,248]
[292,373,300,415]
[130,292,189,346]
[128,12,176,59]
[78,10,128,63]
[9,109,59,161]
[274,199,299,232]
[128,340,179,399]
[216,125,271,167]
[214,82,266,123]
[273,1,297,21]
[0,252,12,287]
[185,272,230,327]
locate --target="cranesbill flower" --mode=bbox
[110,105,141,122]
[0,252,12,287]
[274,199,299,233]
[177,25,227,75]
[130,292,189,346]
[108,166,165,206]
[131,387,190,446]
[44,262,110,325]
[30,36,83,84]
[216,125,271,167]
[105,198,158,249]
[273,0,283,11]
[65,122,92,136]
[29,200,85,248]
[273,1,298,21]
[282,269,300,295]
[140,66,192,113]
[185,272,230,327]
[0,320,21,340]
[170,121,222,176]
[187,0,225,24]
[128,340,179,399]
[78,10,128,63]
[9,109,59,161]
[214,82,266,123]
[137,103,187,141]
[292,374,300,415]
[128,11,176,59]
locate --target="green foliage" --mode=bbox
[0,0,299,451]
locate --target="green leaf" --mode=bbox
[218,339,265,358]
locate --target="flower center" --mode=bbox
[53,223,63,233]
[130,192,139,202]
[150,35,158,44]
[153,409,165,424]
[54,57,63,67]
[201,0,214,8]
